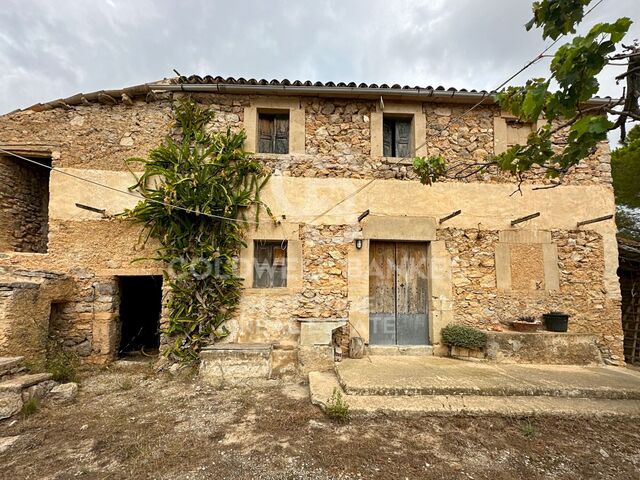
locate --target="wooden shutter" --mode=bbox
[383,120,393,157]
[395,119,412,157]
[369,242,397,345]
[258,116,275,153]
[271,243,287,287]
[253,241,272,287]
[274,115,289,154]
[252,241,288,288]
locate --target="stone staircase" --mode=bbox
[0,356,58,420]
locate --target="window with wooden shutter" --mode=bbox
[382,116,413,157]
[257,113,290,154]
[253,240,288,288]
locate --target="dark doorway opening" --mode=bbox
[118,276,162,356]
[0,154,51,253]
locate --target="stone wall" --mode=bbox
[439,227,623,363]
[0,91,621,367]
[0,94,612,185]
[0,156,50,253]
[234,224,355,346]
[0,99,173,171]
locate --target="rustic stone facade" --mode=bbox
[439,228,623,362]
[0,82,624,371]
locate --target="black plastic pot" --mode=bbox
[543,311,569,332]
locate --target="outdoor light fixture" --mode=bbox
[355,239,363,250]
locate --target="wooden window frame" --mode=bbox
[257,111,290,154]
[382,114,413,158]
[252,240,288,288]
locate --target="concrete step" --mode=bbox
[336,356,640,400]
[0,357,26,381]
[0,373,53,393]
[310,372,640,417]
[365,345,434,356]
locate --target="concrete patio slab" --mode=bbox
[309,371,640,417]
[336,356,640,399]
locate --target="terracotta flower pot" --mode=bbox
[511,321,540,333]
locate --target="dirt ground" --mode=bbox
[1,363,639,480]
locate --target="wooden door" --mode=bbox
[369,242,429,345]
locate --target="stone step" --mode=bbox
[365,345,434,356]
[199,343,273,387]
[0,357,26,380]
[0,373,53,393]
[310,372,640,417]
[335,356,640,400]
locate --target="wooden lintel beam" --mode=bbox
[577,214,614,228]
[511,212,540,226]
[439,209,462,224]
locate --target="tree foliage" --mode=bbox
[612,124,640,240]
[123,97,271,362]
[414,0,638,184]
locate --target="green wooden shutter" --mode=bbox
[395,119,411,157]
[274,115,289,154]
[383,120,393,157]
[258,116,275,153]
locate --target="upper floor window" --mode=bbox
[505,119,534,148]
[257,112,289,154]
[494,115,535,154]
[383,116,412,157]
[253,240,288,288]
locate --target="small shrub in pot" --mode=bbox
[511,315,540,333]
[441,324,487,349]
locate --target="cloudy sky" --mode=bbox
[0,0,638,115]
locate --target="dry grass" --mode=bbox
[0,366,639,479]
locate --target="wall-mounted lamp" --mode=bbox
[355,239,363,250]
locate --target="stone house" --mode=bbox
[0,76,624,375]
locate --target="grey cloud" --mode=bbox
[0,0,638,114]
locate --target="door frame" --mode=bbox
[368,241,430,346]
[346,215,454,347]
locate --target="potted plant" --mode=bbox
[543,311,570,332]
[511,315,540,333]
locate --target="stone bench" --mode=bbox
[199,343,273,387]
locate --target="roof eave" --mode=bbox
[151,83,495,104]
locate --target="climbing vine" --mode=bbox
[123,97,271,362]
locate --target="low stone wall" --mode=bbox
[485,331,603,365]
[0,272,74,368]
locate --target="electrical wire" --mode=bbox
[317,4,610,219]
[411,0,607,157]
[1,0,608,227]
[0,147,260,224]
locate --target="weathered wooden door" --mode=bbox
[369,242,429,345]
